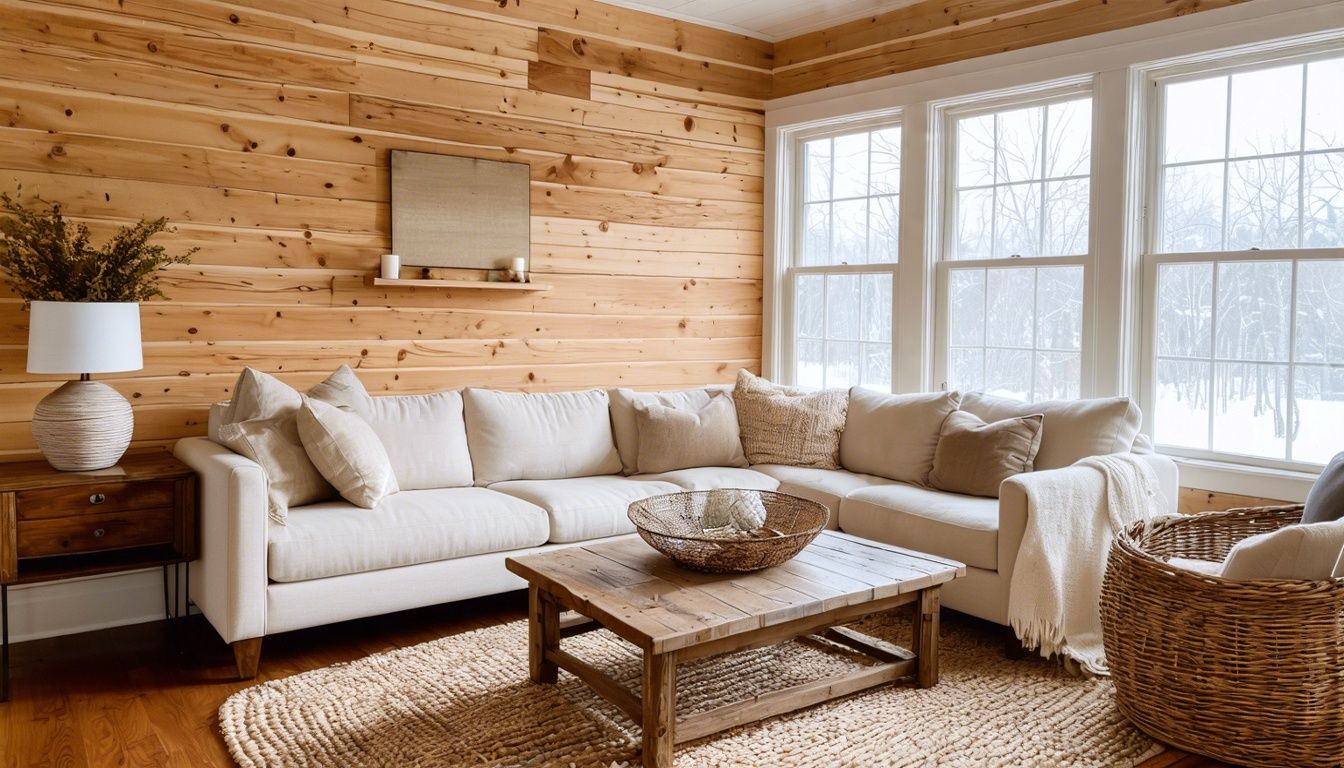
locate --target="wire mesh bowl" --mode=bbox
[627,489,829,573]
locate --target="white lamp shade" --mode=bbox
[26,300,144,374]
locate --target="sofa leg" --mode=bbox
[232,638,263,679]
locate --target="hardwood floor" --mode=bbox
[0,594,1227,767]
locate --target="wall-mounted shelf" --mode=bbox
[365,276,551,292]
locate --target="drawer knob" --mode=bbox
[93,528,106,538]
[89,493,106,505]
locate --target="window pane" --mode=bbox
[950,348,984,393]
[1156,262,1213,358]
[1036,266,1084,351]
[825,274,860,340]
[803,138,831,202]
[796,274,823,338]
[948,269,985,347]
[1045,98,1091,179]
[1306,58,1344,151]
[1215,261,1291,363]
[832,199,868,265]
[870,127,901,195]
[861,273,892,342]
[1305,151,1344,248]
[1295,260,1344,365]
[985,348,1033,400]
[1035,351,1081,400]
[985,267,1035,348]
[802,202,830,266]
[1228,64,1301,158]
[996,105,1044,183]
[833,133,869,199]
[1225,156,1300,250]
[957,114,996,187]
[993,182,1041,258]
[955,188,994,260]
[1155,359,1210,450]
[796,339,824,389]
[1294,365,1344,464]
[1043,178,1089,256]
[861,343,892,392]
[1161,162,1224,252]
[868,195,899,263]
[1211,362,1289,459]
[827,340,861,389]
[1164,76,1227,164]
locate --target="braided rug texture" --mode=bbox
[219,611,1158,767]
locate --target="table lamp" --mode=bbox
[26,300,143,471]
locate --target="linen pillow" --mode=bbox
[462,388,622,485]
[1302,452,1344,524]
[310,365,472,489]
[840,388,961,486]
[926,410,1044,498]
[217,367,335,524]
[1220,519,1344,580]
[609,386,727,475]
[295,397,399,508]
[959,393,1140,471]
[633,395,748,474]
[732,369,848,469]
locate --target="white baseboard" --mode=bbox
[5,567,183,643]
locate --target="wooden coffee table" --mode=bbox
[505,530,964,767]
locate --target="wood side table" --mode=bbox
[0,450,198,702]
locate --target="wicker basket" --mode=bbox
[1101,505,1344,768]
[627,490,828,573]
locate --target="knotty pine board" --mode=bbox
[0,0,766,459]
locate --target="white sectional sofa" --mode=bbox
[174,374,1177,677]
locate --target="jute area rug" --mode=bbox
[220,610,1159,767]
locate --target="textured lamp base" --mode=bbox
[32,380,134,471]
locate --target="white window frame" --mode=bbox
[779,113,903,391]
[1138,41,1344,473]
[931,78,1100,398]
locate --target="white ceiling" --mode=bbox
[600,0,922,42]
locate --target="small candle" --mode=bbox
[380,254,400,280]
[510,256,527,282]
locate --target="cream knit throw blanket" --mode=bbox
[1007,454,1165,675]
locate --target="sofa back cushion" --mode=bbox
[309,365,472,490]
[633,395,748,474]
[959,393,1141,471]
[463,388,622,484]
[609,387,726,474]
[733,370,848,469]
[840,388,960,485]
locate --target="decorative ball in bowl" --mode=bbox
[627,489,829,573]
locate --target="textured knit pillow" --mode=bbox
[296,397,399,508]
[633,394,748,474]
[927,410,1044,498]
[731,369,848,469]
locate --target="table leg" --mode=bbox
[912,586,941,688]
[641,649,676,768]
[528,585,559,684]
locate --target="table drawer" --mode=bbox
[17,507,175,558]
[16,480,176,520]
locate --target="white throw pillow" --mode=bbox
[632,395,748,474]
[296,397,399,508]
[840,388,961,486]
[1220,519,1344,581]
[462,388,622,485]
[309,365,472,489]
[609,386,727,474]
[959,393,1141,471]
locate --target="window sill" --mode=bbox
[1170,456,1316,504]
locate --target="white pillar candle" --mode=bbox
[510,256,527,282]
[380,254,400,280]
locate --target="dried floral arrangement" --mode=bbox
[0,193,196,303]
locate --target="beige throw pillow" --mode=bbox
[927,410,1044,498]
[732,369,848,469]
[296,397,399,508]
[218,414,334,525]
[609,386,726,475]
[633,395,748,474]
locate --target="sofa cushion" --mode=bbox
[960,393,1140,471]
[463,388,622,485]
[296,396,399,508]
[268,488,549,582]
[633,395,747,473]
[609,386,728,474]
[839,484,1000,570]
[489,476,680,543]
[733,369,848,469]
[751,464,898,526]
[631,467,778,491]
[840,388,960,485]
[309,365,472,490]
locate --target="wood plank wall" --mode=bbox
[0,0,772,460]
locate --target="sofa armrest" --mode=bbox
[173,437,269,644]
[997,452,1179,580]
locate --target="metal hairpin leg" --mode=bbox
[162,565,171,620]
[2,584,9,703]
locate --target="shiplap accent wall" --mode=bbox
[0,0,772,461]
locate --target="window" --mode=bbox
[789,123,900,391]
[1147,52,1344,467]
[940,91,1093,400]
